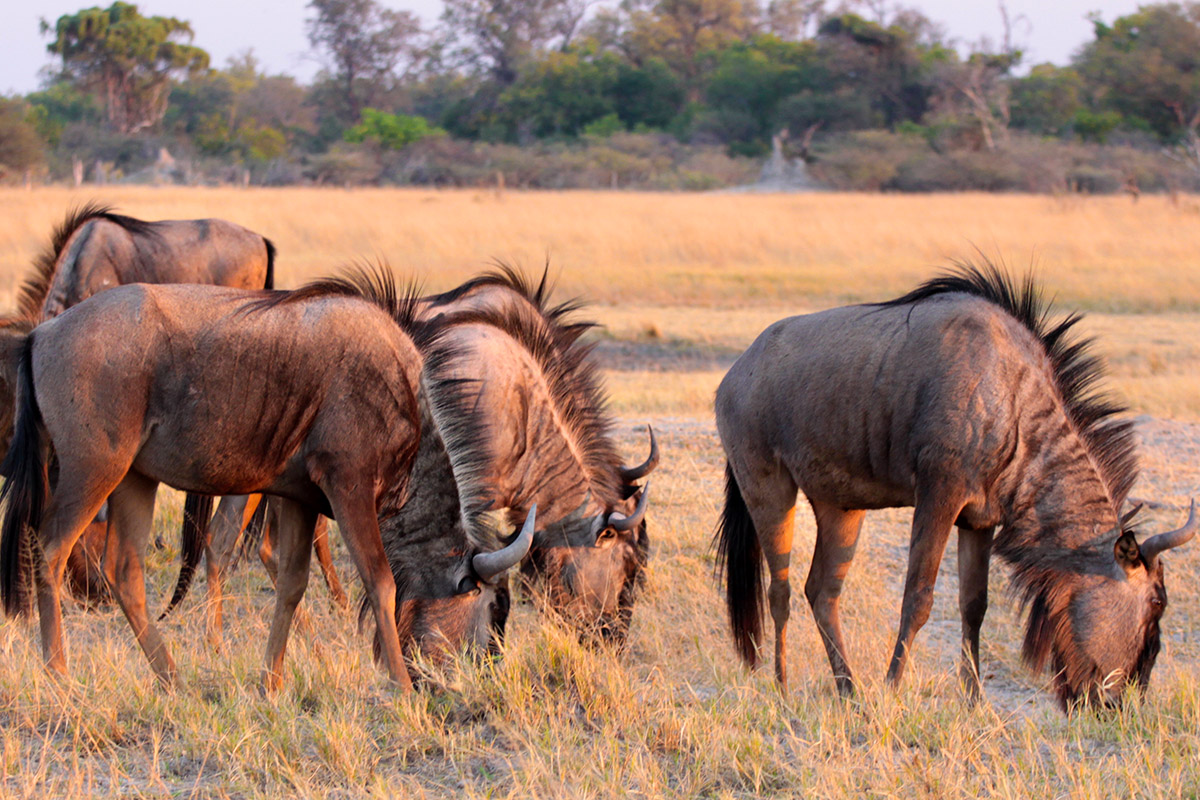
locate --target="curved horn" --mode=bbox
[1140,499,1198,567]
[607,483,650,532]
[1120,502,1144,526]
[473,505,536,584]
[619,426,659,482]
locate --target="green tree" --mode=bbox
[1009,63,1083,135]
[0,99,45,178]
[344,108,441,149]
[25,81,103,146]
[44,2,210,134]
[307,0,421,125]
[1075,3,1200,161]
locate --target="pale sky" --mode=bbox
[1,0,1147,95]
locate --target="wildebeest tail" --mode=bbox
[263,238,276,290]
[0,338,46,617]
[160,492,214,619]
[713,462,764,667]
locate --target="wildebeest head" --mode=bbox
[1025,501,1197,709]
[520,428,657,645]
[400,508,535,664]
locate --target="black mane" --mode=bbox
[423,262,595,350]
[879,259,1138,507]
[22,203,160,320]
[424,265,623,508]
[246,261,437,349]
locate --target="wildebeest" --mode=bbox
[0,203,278,605]
[715,263,1197,707]
[417,269,655,642]
[190,268,656,646]
[0,271,531,690]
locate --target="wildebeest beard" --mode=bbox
[517,497,649,645]
[1015,528,1168,710]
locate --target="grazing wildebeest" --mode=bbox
[715,263,1197,708]
[0,272,531,690]
[192,268,657,646]
[416,269,655,643]
[0,203,278,606]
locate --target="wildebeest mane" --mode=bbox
[423,262,596,350]
[21,202,161,320]
[426,288,624,510]
[245,261,438,350]
[878,259,1138,507]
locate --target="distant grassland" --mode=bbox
[0,188,1198,798]
[3,187,1200,311]
[3,187,1200,420]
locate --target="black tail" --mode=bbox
[713,462,764,667]
[160,492,214,619]
[237,496,269,564]
[262,238,276,290]
[0,338,47,617]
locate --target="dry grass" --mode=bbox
[0,187,1197,798]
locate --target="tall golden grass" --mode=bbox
[0,187,1197,798]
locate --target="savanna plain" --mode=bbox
[0,187,1198,799]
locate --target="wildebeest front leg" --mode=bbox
[261,499,317,692]
[957,525,993,700]
[204,494,256,651]
[326,489,412,691]
[103,472,177,685]
[806,500,865,696]
[886,490,964,687]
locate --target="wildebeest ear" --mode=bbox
[1114,531,1142,574]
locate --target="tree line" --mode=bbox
[3,0,1200,191]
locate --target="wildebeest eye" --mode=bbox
[457,576,479,595]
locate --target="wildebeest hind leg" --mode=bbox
[34,482,113,676]
[886,489,965,687]
[102,472,177,685]
[806,501,865,696]
[312,517,348,610]
[261,499,317,692]
[204,494,255,651]
[957,525,993,701]
[738,466,799,689]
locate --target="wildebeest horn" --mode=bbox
[1120,502,1144,526]
[473,505,536,584]
[608,483,650,532]
[620,426,659,482]
[1140,499,1198,567]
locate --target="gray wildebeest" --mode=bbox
[415,268,655,643]
[0,203,280,607]
[714,263,1197,708]
[191,267,655,648]
[0,269,532,690]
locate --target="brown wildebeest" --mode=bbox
[715,263,1197,708]
[0,273,531,690]
[0,203,278,606]
[192,267,657,646]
